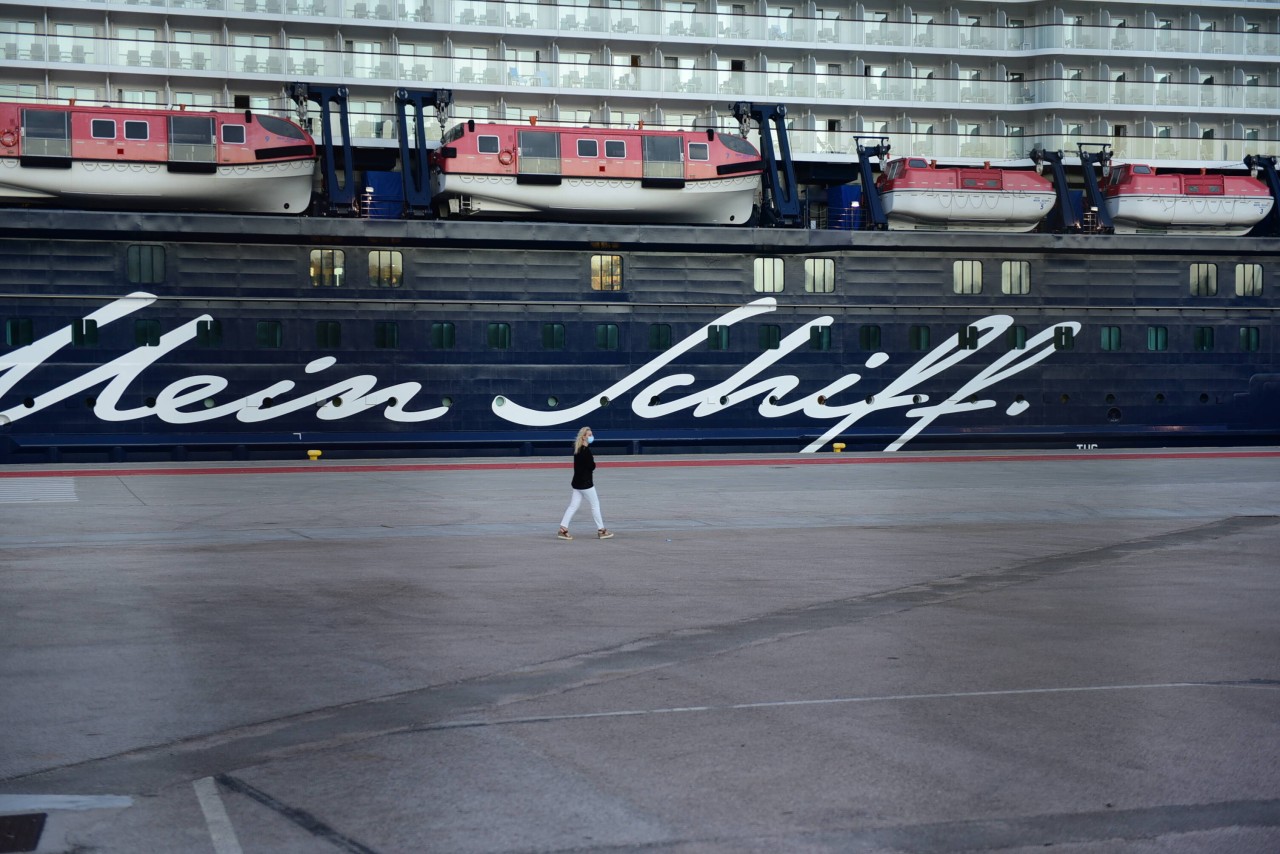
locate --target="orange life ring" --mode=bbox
[497,149,513,166]
[0,130,16,148]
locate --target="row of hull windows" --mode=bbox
[120,247,1268,297]
[3,318,1266,354]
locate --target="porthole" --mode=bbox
[203,398,215,409]
[719,395,728,405]
[331,397,343,407]
[1199,393,1210,404]
[494,396,505,407]
[1014,394,1025,403]
[262,397,274,408]
[1105,393,1116,404]
[650,395,662,406]
[865,395,875,404]
[912,395,924,404]
[442,396,453,407]
[547,396,559,408]
[1107,408,1122,423]
[145,397,156,407]
[23,397,34,408]
[1060,394,1070,404]
[599,396,610,406]
[1155,393,1166,404]
[817,395,827,405]
[85,397,96,408]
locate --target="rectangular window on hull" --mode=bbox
[196,319,222,347]
[487,322,511,349]
[804,258,834,293]
[430,321,456,349]
[369,250,403,287]
[708,325,729,350]
[1053,327,1074,350]
[1146,326,1168,351]
[135,319,161,347]
[1235,264,1263,297]
[257,321,282,348]
[1101,326,1121,351]
[374,321,398,349]
[1007,326,1028,350]
[315,321,341,348]
[953,260,982,294]
[909,325,931,351]
[1194,326,1215,352]
[1001,261,1030,295]
[649,323,672,350]
[760,324,782,350]
[311,250,345,287]
[72,319,99,347]
[591,255,623,291]
[754,257,784,293]
[958,326,980,350]
[810,326,832,351]
[1190,263,1217,296]
[596,323,619,350]
[5,318,34,347]
[542,322,566,350]
[859,325,881,351]
[1240,327,1261,352]
[127,245,165,285]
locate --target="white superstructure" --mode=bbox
[2,1,1279,165]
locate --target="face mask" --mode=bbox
[586,435,595,445]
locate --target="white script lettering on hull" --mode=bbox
[0,294,1080,453]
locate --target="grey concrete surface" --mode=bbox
[1,448,1278,853]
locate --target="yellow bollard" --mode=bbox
[832,442,846,453]
[307,449,322,461]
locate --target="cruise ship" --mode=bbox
[0,1,1278,462]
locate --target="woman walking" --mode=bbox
[557,426,614,540]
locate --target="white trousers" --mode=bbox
[560,487,604,530]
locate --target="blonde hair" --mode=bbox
[573,426,592,453]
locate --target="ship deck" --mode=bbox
[2,447,1279,852]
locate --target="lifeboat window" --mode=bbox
[1100,326,1122,351]
[707,325,730,351]
[804,258,835,293]
[316,321,341,349]
[909,325,931,352]
[1001,261,1030,295]
[1193,327,1215,352]
[487,322,512,350]
[1146,327,1168,352]
[1006,326,1028,350]
[71,319,99,348]
[126,245,165,285]
[256,321,282,349]
[643,136,683,179]
[688,142,709,161]
[809,326,833,351]
[478,135,500,154]
[577,139,598,157]
[430,321,456,349]
[1235,264,1263,297]
[605,139,626,158]
[258,114,307,140]
[541,322,565,350]
[907,158,928,168]
[1240,327,1261,352]
[649,323,673,351]
[596,323,620,351]
[859,325,882,351]
[1133,165,1152,174]
[22,109,70,157]
[170,115,215,162]
[718,133,755,156]
[91,119,116,140]
[310,249,345,287]
[374,321,399,350]
[221,125,246,145]
[952,260,983,294]
[195,320,223,347]
[753,257,784,293]
[1189,263,1217,297]
[591,254,623,291]
[369,250,402,288]
[5,318,35,348]
[124,121,149,141]
[759,325,782,350]
[135,319,162,347]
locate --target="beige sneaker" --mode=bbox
[597,529,614,539]
[557,528,573,540]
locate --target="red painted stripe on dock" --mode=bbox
[2,449,1279,479]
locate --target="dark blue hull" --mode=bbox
[1,210,1276,463]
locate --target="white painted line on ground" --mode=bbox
[0,477,77,503]
[0,794,132,812]
[193,777,244,854]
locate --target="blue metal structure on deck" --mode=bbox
[1031,144,1115,234]
[852,136,891,230]
[395,88,453,217]
[289,83,357,216]
[732,102,802,227]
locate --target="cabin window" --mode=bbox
[1007,326,1028,350]
[256,321,282,349]
[1146,327,1168,352]
[1100,326,1121,351]
[1189,263,1217,296]
[760,324,782,350]
[195,319,222,347]
[650,323,672,350]
[596,323,620,350]
[487,322,511,350]
[1054,327,1074,350]
[1001,261,1030,295]
[6,318,34,347]
[577,139,599,157]
[369,250,402,287]
[754,257,784,293]
[688,142,709,161]
[71,319,99,347]
[135,319,162,347]
[519,131,560,174]
[1193,327,1215,352]
[708,325,730,351]
[605,139,626,158]
[221,125,246,145]
[430,321,456,349]
[643,135,683,179]
[170,115,215,162]
[542,322,565,350]
[316,321,341,349]
[909,325,931,351]
[953,260,982,294]
[310,249,345,287]
[805,258,835,293]
[1235,264,1263,297]
[591,254,623,291]
[859,325,881,350]
[374,321,398,349]
[23,109,70,157]
[478,135,500,153]
[1240,327,1261,352]
[127,245,165,284]
[810,326,833,351]
[958,326,980,350]
[91,119,116,139]
[124,121,149,140]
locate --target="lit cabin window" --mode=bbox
[124,121,149,141]
[221,125,246,144]
[591,254,623,291]
[805,258,834,293]
[5,318,34,347]
[374,321,398,349]
[1240,327,1261,352]
[649,323,672,350]
[369,250,402,287]
[316,320,341,349]
[754,257,783,293]
[91,119,116,139]
[760,324,782,350]
[1100,326,1121,351]
[310,249,345,287]
[1146,326,1168,351]
[577,139,599,157]
[127,245,165,284]
[1235,264,1263,297]
[430,321,456,349]
[135,319,162,347]
[478,135,500,154]
[605,139,626,158]
[1001,260,1030,295]
[1190,263,1217,296]
[688,142,709,161]
[256,321,282,348]
[953,260,982,294]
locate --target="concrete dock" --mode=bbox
[1,448,1279,853]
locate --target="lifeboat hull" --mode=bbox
[1105,195,1275,236]
[0,156,315,214]
[432,173,759,225]
[882,189,1056,232]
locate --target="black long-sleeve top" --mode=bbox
[571,446,596,489]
